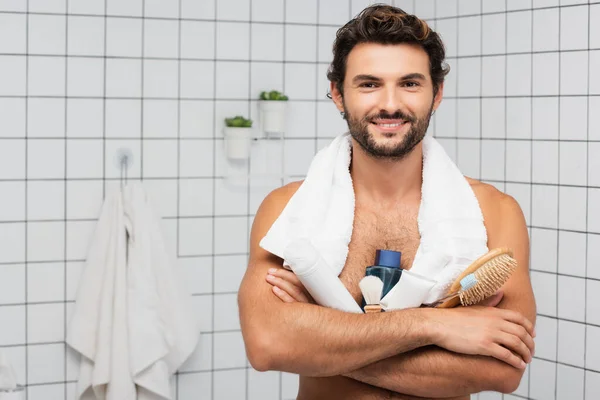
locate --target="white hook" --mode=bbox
[115,147,133,189]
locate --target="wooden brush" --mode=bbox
[432,247,518,308]
[359,275,384,313]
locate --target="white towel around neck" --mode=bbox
[66,183,200,400]
[260,132,488,310]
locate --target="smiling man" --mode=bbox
[238,5,536,399]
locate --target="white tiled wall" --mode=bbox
[0,0,598,399]
[422,1,600,399]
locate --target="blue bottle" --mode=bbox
[361,249,403,310]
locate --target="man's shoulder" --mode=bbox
[464,176,525,226]
[254,180,304,223]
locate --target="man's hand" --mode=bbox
[266,267,315,304]
[265,268,535,370]
[428,305,535,369]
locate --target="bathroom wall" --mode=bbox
[0,0,354,399]
[0,0,598,400]
[422,0,600,399]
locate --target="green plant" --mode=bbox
[260,90,288,101]
[225,115,253,128]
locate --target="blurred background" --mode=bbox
[0,0,598,399]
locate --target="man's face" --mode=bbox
[332,42,442,160]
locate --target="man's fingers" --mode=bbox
[496,331,532,364]
[268,268,303,287]
[266,274,310,303]
[500,321,535,356]
[272,286,295,303]
[497,309,535,337]
[488,344,526,370]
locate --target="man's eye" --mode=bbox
[360,82,378,88]
[403,81,420,88]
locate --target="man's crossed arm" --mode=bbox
[239,183,536,398]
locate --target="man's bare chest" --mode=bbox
[338,206,421,304]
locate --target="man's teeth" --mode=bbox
[375,121,404,127]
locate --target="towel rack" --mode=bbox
[116,147,133,189]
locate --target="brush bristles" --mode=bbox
[459,253,518,306]
[359,276,384,305]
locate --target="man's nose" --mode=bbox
[379,85,404,116]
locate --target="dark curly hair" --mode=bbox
[326,4,450,97]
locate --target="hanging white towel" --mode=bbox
[260,132,488,311]
[66,183,200,400]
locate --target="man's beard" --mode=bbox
[344,103,433,160]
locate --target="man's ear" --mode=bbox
[432,82,444,113]
[330,81,344,113]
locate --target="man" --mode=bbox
[238,5,536,399]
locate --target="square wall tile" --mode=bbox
[66,139,104,179]
[506,54,531,96]
[588,279,600,325]
[178,256,213,295]
[180,100,214,139]
[27,181,65,220]
[27,98,65,138]
[28,56,65,96]
[179,179,213,217]
[457,99,480,139]
[558,186,587,232]
[216,0,250,20]
[144,19,179,59]
[252,0,284,22]
[252,23,283,61]
[560,51,588,96]
[142,140,177,178]
[144,0,179,18]
[507,11,532,53]
[560,5,588,50]
[558,275,585,322]
[531,271,557,317]
[106,17,142,57]
[589,234,600,279]
[480,140,505,182]
[532,97,559,139]
[106,59,142,98]
[105,100,141,138]
[505,141,531,182]
[213,331,247,369]
[143,100,177,138]
[28,15,66,55]
[27,343,65,384]
[457,16,481,56]
[285,0,316,23]
[481,98,505,139]
[556,364,584,400]
[560,97,587,140]
[67,99,103,138]
[534,316,557,361]
[0,182,25,221]
[214,178,248,216]
[0,223,25,263]
[0,305,25,345]
[214,254,248,293]
[531,228,557,273]
[0,98,26,138]
[67,16,104,56]
[0,13,26,54]
[214,369,246,399]
[589,189,600,234]
[181,21,215,59]
[457,57,480,97]
[248,369,280,400]
[143,59,178,98]
[557,320,585,367]
[0,55,25,96]
[66,220,96,260]
[214,216,248,255]
[106,0,142,16]
[481,56,505,97]
[456,139,480,179]
[214,293,240,331]
[506,98,531,139]
[217,22,249,60]
[178,218,213,256]
[587,325,600,370]
[529,358,556,400]
[27,303,64,344]
[558,231,586,277]
[285,25,317,62]
[0,264,25,304]
[215,61,250,99]
[587,370,600,399]
[532,141,558,184]
[533,8,559,51]
[560,142,587,186]
[27,222,65,262]
[436,19,458,58]
[178,372,212,400]
[533,53,559,96]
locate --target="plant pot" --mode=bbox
[223,127,252,160]
[259,101,287,136]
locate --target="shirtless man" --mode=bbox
[238,5,536,399]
